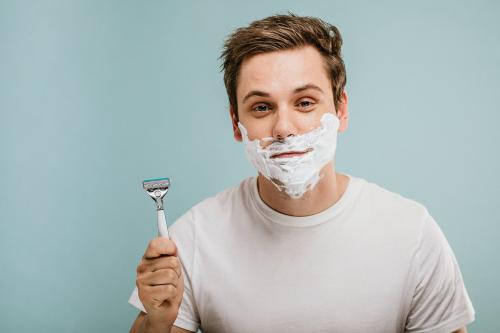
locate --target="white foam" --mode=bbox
[238,113,339,199]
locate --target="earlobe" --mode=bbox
[233,123,243,142]
[337,90,349,133]
[229,105,243,142]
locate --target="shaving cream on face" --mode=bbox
[238,113,340,199]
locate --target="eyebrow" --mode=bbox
[242,83,324,103]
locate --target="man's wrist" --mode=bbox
[143,316,173,333]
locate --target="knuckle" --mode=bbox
[159,256,171,267]
[164,284,176,295]
[135,276,143,288]
[138,286,152,303]
[166,269,177,280]
[137,287,144,299]
[166,256,177,267]
[172,257,180,270]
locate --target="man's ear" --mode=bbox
[230,105,243,142]
[336,90,349,133]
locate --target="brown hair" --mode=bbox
[219,12,347,120]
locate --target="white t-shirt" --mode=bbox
[129,174,475,332]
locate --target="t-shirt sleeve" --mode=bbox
[404,212,475,332]
[128,209,201,332]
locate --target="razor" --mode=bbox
[142,177,171,238]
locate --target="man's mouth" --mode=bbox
[271,148,313,159]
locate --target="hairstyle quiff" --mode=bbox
[219,12,347,120]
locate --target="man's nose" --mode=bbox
[272,108,297,140]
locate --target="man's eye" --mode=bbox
[252,104,271,112]
[298,100,315,109]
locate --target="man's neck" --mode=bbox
[257,163,349,217]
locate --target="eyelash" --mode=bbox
[251,100,315,113]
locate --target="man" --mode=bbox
[128,13,475,333]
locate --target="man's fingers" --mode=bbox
[135,237,185,316]
[149,284,178,305]
[139,284,178,306]
[137,254,181,277]
[136,268,180,289]
[144,269,180,287]
[148,256,181,277]
[143,237,178,259]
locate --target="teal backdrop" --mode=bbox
[1,0,499,332]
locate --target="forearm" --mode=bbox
[141,318,172,333]
[452,328,467,333]
[130,313,172,333]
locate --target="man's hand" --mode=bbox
[135,237,184,330]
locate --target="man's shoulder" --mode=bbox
[349,175,434,252]
[356,175,430,225]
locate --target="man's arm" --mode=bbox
[129,311,194,333]
[452,327,467,333]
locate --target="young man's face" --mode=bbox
[231,45,348,146]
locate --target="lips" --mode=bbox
[271,148,313,159]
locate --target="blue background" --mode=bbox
[1,0,499,332]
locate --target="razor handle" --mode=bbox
[157,209,169,238]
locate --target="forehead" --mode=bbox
[237,45,331,98]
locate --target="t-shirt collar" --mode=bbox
[248,173,364,227]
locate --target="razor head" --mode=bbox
[143,177,170,209]
[143,177,170,191]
